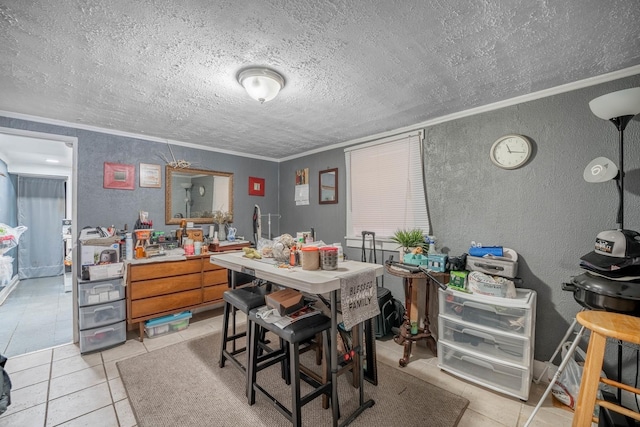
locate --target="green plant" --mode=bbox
[390,228,426,252]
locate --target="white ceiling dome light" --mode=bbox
[237,67,285,103]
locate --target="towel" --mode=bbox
[340,268,379,330]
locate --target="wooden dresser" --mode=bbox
[126,254,229,341]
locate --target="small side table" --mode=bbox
[385,264,448,367]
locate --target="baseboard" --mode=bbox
[0,275,19,305]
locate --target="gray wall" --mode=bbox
[279,74,640,377]
[0,117,279,243]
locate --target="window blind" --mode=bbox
[345,131,430,239]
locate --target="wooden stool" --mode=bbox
[572,310,640,426]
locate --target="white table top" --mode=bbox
[210,251,383,294]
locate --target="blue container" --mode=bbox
[468,246,503,257]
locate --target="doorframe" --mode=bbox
[0,126,79,343]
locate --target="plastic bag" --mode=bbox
[551,342,613,416]
[0,224,27,255]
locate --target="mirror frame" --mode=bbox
[319,168,338,204]
[165,166,234,225]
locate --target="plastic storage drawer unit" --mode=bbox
[439,288,534,337]
[79,299,126,330]
[79,320,126,353]
[78,278,124,306]
[145,311,192,338]
[438,341,531,400]
[438,316,530,365]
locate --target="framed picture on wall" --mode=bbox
[139,163,162,188]
[248,176,265,196]
[104,162,135,190]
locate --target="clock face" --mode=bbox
[198,185,205,196]
[490,135,532,169]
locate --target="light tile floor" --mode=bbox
[0,274,73,357]
[0,307,577,427]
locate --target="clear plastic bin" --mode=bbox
[437,341,531,400]
[78,278,124,306]
[79,299,126,329]
[145,311,192,338]
[80,321,126,354]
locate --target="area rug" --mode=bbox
[117,332,468,427]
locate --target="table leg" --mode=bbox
[138,322,144,342]
[331,290,339,427]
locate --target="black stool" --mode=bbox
[218,285,271,371]
[247,307,334,427]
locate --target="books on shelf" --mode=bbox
[254,304,322,329]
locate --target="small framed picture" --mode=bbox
[248,176,265,196]
[139,163,162,188]
[104,162,135,190]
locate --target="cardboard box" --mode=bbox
[265,288,304,316]
[86,262,124,280]
[80,242,120,266]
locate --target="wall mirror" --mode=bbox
[319,168,338,204]
[165,166,233,225]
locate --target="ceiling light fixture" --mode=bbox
[237,67,285,103]
[45,159,60,163]
[588,87,640,229]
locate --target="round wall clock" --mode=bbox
[489,134,532,170]
[198,185,205,196]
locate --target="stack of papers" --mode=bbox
[254,304,322,329]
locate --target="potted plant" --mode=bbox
[390,228,426,258]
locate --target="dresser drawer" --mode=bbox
[203,283,226,303]
[203,269,227,286]
[438,288,534,336]
[438,315,530,366]
[79,299,126,330]
[129,273,201,300]
[129,259,202,281]
[78,278,124,306]
[437,341,531,400]
[130,289,202,319]
[80,321,126,354]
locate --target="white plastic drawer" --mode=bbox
[79,321,126,354]
[78,278,124,306]
[79,299,126,330]
[438,316,530,365]
[438,288,534,336]
[437,341,531,400]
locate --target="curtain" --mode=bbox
[17,177,66,279]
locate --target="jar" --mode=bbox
[320,247,338,270]
[301,246,320,270]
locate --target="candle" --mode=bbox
[209,225,214,237]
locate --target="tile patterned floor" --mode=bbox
[0,306,578,427]
[0,274,73,357]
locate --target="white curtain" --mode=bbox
[17,177,66,279]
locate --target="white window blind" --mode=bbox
[345,131,430,240]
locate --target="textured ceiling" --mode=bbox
[1,1,639,160]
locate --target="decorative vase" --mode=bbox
[217,223,226,241]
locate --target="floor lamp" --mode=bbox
[588,87,640,229]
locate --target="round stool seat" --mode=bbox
[576,310,640,344]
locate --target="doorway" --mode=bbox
[0,127,78,357]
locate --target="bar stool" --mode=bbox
[572,310,640,427]
[247,307,334,427]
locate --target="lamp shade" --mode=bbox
[589,87,640,120]
[238,68,285,103]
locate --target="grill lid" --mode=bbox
[570,272,640,300]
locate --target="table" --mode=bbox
[385,264,448,367]
[211,252,384,427]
